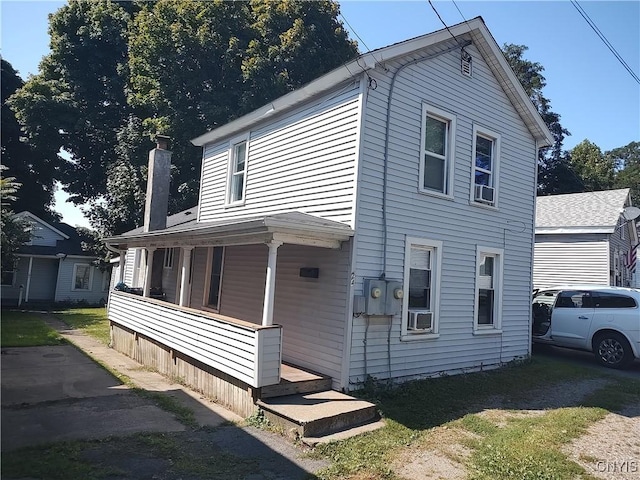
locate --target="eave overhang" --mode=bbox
[104,213,354,251]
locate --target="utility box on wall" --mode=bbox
[363,278,386,315]
[361,278,404,316]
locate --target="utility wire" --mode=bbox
[428,0,464,49]
[570,0,640,84]
[339,12,372,53]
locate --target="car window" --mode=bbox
[533,290,557,308]
[593,292,637,308]
[556,291,593,308]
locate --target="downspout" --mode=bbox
[529,140,539,359]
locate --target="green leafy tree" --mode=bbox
[10,0,357,238]
[1,59,60,221]
[569,139,615,192]
[502,44,575,195]
[0,167,32,271]
[9,0,133,208]
[608,141,640,203]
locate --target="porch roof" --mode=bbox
[104,211,354,250]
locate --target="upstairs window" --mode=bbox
[471,126,500,207]
[227,139,248,204]
[420,104,456,196]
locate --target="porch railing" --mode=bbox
[108,291,282,387]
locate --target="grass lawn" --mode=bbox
[1,311,64,347]
[312,357,640,479]
[55,307,110,345]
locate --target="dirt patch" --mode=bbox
[391,377,626,480]
[393,426,477,480]
[564,400,640,480]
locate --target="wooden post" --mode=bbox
[143,247,156,297]
[261,241,282,326]
[179,246,193,307]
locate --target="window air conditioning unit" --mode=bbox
[408,311,433,332]
[474,184,495,204]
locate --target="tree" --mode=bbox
[1,59,60,221]
[0,167,32,272]
[568,140,615,192]
[608,141,640,203]
[502,44,572,195]
[10,0,358,237]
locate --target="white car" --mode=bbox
[532,286,640,369]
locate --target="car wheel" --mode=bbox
[593,332,634,369]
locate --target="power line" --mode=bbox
[339,12,372,53]
[570,0,640,84]
[428,0,463,48]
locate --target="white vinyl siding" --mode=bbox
[26,217,66,246]
[420,104,456,197]
[533,239,610,289]
[196,243,350,387]
[109,291,282,387]
[55,257,108,304]
[350,40,537,384]
[198,83,362,225]
[123,248,138,286]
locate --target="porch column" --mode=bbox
[179,246,193,307]
[118,250,125,283]
[143,247,156,297]
[25,257,34,303]
[261,241,283,326]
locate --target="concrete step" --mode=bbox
[257,390,380,440]
[260,364,332,399]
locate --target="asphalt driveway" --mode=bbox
[1,344,185,451]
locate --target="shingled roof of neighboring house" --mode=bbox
[536,189,631,233]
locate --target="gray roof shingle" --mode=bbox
[536,189,630,231]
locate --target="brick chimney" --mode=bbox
[143,135,171,232]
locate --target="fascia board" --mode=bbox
[535,227,614,235]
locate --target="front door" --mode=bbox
[551,290,595,348]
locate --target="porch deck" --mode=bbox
[261,363,332,399]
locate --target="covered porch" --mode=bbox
[105,212,354,416]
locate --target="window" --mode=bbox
[420,104,456,196]
[73,264,93,291]
[1,269,16,286]
[594,292,637,308]
[206,247,224,310]
[163,248,175,269]
[102,270,110,292]
[402,237,442,339]
[227,139,248,204]
[474,247,503,332]
[471,126,500,206]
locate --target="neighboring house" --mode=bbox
[1,212,108,306]
[534,189,639,289]
[105,17,553,418]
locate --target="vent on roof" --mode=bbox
[461,50,472,77]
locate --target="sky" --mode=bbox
[1,0,639,228]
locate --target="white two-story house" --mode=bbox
[106,17,553,418]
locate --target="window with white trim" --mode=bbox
[227,139,248,204]
[73,263,93,291]
[402,237,442,338]
[474,247,503,332]
[471,126,500,206]
[163,248,175,269]
[206,247,224,310]
[420,104,456,196]
[1,269,16,286]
